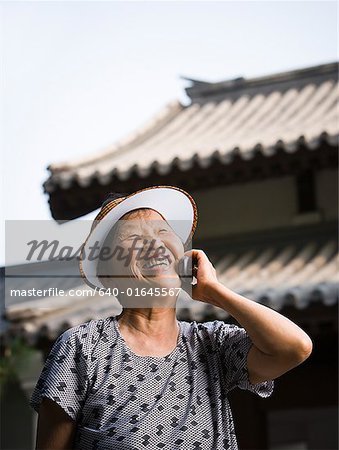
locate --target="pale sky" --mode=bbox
[1,1,337,264]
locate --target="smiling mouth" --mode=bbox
[142,256,170,270]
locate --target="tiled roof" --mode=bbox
[44,62,338,194]
[4,238,338,343]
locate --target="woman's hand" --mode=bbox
[183,249,220,305]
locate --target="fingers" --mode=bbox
[183,249,210,262]
[183,249,215,278]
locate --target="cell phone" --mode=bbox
[177,255,198,285]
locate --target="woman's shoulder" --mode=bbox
[179,320,236,330]
[179,319,236,334]
[179,319,244,344]
[55,316,118,350]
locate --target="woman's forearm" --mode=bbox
[206,281,313,361]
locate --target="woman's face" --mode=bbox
[108,208,185,289]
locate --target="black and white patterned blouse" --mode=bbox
[30,317,274,449]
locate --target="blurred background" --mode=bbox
[1,1,338,449]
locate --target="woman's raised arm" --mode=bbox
[35,398,77,450]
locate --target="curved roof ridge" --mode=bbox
[47,100,183,173]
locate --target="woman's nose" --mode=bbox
[142,236,165,256]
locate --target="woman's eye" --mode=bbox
[127,234,141,240]
[159,229,169,233]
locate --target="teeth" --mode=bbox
[144,257,169,269]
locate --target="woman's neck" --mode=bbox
[117,307,179,339]
[116,308,180,357]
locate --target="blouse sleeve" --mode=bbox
[215,322,274,398]
[30,329,89,421]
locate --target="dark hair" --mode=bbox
[101,192,128,209]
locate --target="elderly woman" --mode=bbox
[31,186,312,450]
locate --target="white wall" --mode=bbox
[193,168,337,240]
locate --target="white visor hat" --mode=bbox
[79,185,197,289]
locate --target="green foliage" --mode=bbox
[0,338,38,390]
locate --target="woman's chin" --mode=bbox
[145,272,181,289]
[140,263,171,276]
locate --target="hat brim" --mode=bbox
[80,186,197,289]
